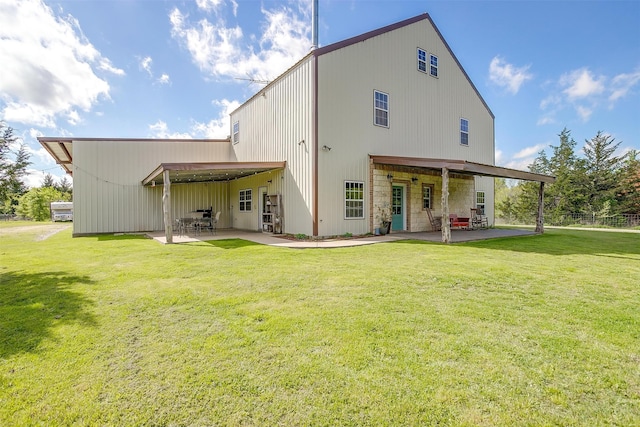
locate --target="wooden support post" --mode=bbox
[535,181,545,233]
[163,170,173,244]
[441,167,451,243]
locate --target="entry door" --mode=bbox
[392,185,405,231]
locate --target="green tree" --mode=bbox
[42,173,56,188]
[0,123,31,214]
[617,149,640,214]
[56,176,73,195]
[16,187,67,221]
[582,131,624,215]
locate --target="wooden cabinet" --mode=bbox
[262,194,283,233]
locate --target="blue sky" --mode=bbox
[1,0,639,187]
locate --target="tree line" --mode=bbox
[497,128,640,225]
[1,122,72,221]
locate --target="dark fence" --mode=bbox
[547,213,640,228]
[499,213,640,228]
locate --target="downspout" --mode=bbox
[311,0,319,236]
[312,53,319,236]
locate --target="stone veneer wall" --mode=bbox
[371,166,474,232]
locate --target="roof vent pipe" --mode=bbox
[311,0,318,50]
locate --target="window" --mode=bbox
[417,48,427,73]
[430,54,438,77]
[239,189,252,212]
[232,121,239,144]
[460,118,469,146]
[422,184,434,209]
[345,181,364,219]
[476,191,485,215]
[374,90,389,127]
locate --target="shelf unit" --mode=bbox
[262,194,283,234]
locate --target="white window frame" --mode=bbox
[417,48,427,73]
[476,191,486,215]
[460,118,469,146]
[344,181,365,219]
[239,188,252,212]
[232,121,239,144]
[430,54,438,77]
[422,183,434,210]
[373,90,389,128]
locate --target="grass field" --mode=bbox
[1,223,638,426]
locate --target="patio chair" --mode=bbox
[426,208,442,231]
[211,211,221,234]
[471,208,489,229]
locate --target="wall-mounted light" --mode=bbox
[411,177,418,184]
[387,173,393,182]
[322,145,332,151]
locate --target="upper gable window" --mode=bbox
[417,48,427,73]
[430,54,438,77]
[460,118,469,146]
[417,48,438,78]
[374,90,389,128]
[232,121,239,144]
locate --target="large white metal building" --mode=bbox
[39,14,554,242]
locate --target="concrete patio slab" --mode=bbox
[147,228,537,248]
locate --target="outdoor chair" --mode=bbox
[470,208,489,229]
[426,208,442,231]
[211,211,221,234]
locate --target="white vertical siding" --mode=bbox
[230,57,314,235]
[228,171,284,231]
[72,139,232,234]
[316,18,494,236]
[474,176,495,226]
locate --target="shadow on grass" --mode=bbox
[203,239,262,249]
[0,271,96,358]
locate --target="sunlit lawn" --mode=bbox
[1,223,638,425]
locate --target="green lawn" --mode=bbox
[1,224,638,426]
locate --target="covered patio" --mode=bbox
[370,155,556,243]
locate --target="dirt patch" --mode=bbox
[0,224,71,240]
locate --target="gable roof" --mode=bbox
[313,13,494,119]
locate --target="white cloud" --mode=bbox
[191,99,241,138]
[560,68,605,100]
[495,148,503,166]
[536,116,556,126]
[148,120,193,139]
[140,56,153,76]
[0,0,121,128]
[488,56,532,94]
[513,143,547,159]
[170,1,311,82]
[576,105,593,122]
[538,66,637,124]
[609,69,640,102]
[157,74,171,85]
[148,98,240,140]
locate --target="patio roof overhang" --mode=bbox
[142,161,287,186]
[38,137,73,175]
[370,155,555,183]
